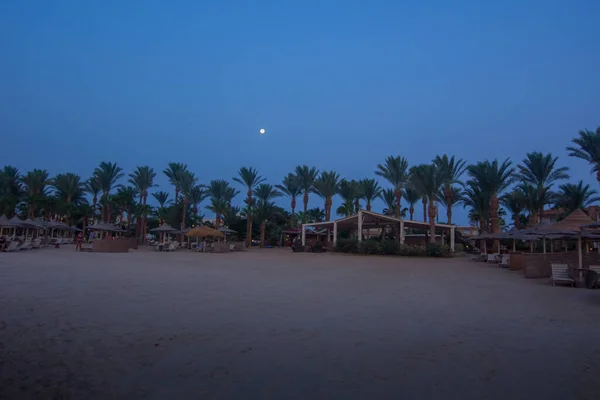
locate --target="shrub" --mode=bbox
[399,244,427,256]
[426,243,451,257]
[453,243,464,253]
[360,239,379,255]
[379,239,400,255]
[335,238,359,253]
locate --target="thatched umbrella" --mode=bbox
[219,227,237,235]
[150,223,177,242]
[187,226,224,238]
[150,223,177,232]
[537,209,595,268]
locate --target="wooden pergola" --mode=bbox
[301,209,456,251]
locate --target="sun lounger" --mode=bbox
[486,253,499,263]
[32,238,42,249]
[551,264,575,287]
[5,241,21,252]
[21,240,33,250]
[165,242,177,252]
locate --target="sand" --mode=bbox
[1,247,599,399]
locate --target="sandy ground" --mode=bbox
[1,247,600,399]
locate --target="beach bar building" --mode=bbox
[300,210,456,251]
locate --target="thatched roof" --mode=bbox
[88,222,121,232]
[538,209,593,233]
[219,227,237,234]
[186,226,224,238]
[3,215,25,227]
[150,223,177,232]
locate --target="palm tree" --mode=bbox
[0,166,22,217]
[554,181,600,215]
[129,166,156,242]
[21,169,50,219]
[462,182,490,233]
[276,173,301,218]
[152,190,172,225]
[188,185,207,218]
[254,184,282,247]
[206,180,238,228]
[114,186,138,229]
[380,188,396,216]
[179,171,197,234]
[308,207,326,223]
[409,164,442,242]
[566,127,600,183]
[501,189,525,229]
[436,186,463,224]
[403,187,420,220]
[337,179,361,217]
[295,165,319,222]
[517,152,568,224]
[433,154,466,225]
[313,171,342,221]
[467,159,515,251]
[375,156,409,218]
[93,162,124,222]
[233,167,265,247]
[73,203,94,238]
[85,177,101,220]
[359,178,382,212]
[52,173,86,225]
[163,162,188,205]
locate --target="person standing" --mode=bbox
[75,233,83,251]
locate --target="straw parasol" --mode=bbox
[4,215,25,227]
[537,209,595,268]
[219,227,237,234]
[88,222,121,232]
[0,214,9,225]
[150,223,177,232]
[186,226,224,238]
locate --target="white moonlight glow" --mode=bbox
[260,128,265,134]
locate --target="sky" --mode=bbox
[1,0,599,225]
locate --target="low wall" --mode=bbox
[520,252,600,278]
[509,252,524,271]
[92,238,137,253]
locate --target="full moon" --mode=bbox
[259,128,265,134]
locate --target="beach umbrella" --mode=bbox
[150,223,177,232]
[186,226,224,238]
[219,227,237,234]
[537,209,595,268]
[4,215,25,227]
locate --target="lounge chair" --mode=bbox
[499,254,510,268]
[486,253,499,263]
[551,264,575,287]
[5,241,21,252]
[165,242,177,252]
[32,238,42,249]
[21,240,33,250]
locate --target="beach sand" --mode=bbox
[1,247,599,399]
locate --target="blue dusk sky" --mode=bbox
[1,0,599,225]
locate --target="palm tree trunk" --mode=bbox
[142,194,148,244]
[422,197,427,222]
[291,198,296,215]
[260,221,266,248]
[302,192,309,222]
[490,195,500,252]
[394,189,401,218]
[366,200,371,212]
[82,217,87,239]
[428,202,436,243]
[446,199,453,225]
[181,197,188,242]
[246,195,253,247]
[409,206,414,220]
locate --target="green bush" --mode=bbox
[360,239,379,255]
[453,243,464,252]
[426,243,451,257]
[399,244,427,256]
[335,238,359,253]
[379,240,400,255]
